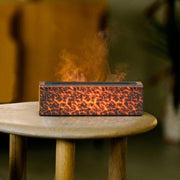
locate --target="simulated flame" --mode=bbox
[56,34,108,82]
[55,34,127,82]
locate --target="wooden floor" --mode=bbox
[0,127,180,180]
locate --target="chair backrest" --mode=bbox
[0,1,109,102]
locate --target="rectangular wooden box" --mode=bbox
[39,81,143,116]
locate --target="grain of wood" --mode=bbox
[0,102,157,139]
[56,140,75,180]
[9,134,27,180]
[109,137,127,180]
[0,102,157,180]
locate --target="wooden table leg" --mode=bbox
[109,137,127,180]
[56,139,75,180]
[9,134,27,180]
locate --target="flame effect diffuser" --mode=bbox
[39,82,143,116]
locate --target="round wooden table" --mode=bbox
[0,102,157,180]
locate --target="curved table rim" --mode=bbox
[0,102,157,139]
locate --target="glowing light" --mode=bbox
[39,82,143,116]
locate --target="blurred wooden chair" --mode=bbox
[0,1,109,103]
[0,2,23,103]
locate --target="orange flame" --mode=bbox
[56,34,109,82]
[55,33,127,82]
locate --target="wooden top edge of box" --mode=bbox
[39,81,143,87]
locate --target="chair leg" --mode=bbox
[109,137,127,180]
[56,139,75,180]
[9,134,27,180]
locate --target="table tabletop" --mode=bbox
[0,102,157,139]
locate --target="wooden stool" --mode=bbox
[0,102,157,180]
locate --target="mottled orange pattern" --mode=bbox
[39,82,143,116]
